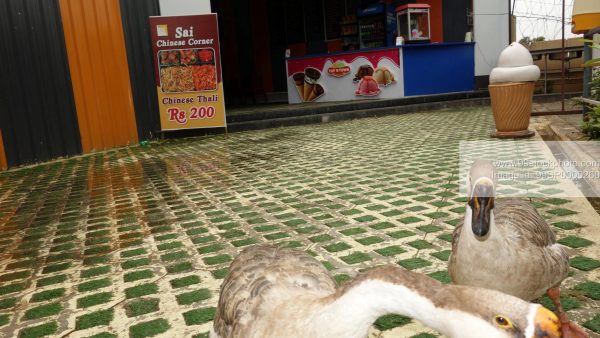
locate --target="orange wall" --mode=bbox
[0,129,7,171]
[59,0,138,152]
[418,0,443,43]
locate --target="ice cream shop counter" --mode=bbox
[286,42,475,104]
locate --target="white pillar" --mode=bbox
[473,0,509,77]
[159,0,211,16]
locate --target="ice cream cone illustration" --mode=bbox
[303,67,321,102]
[373,67,395,86]
[307,84,325,102]
[292,73,305,100]
[303,81,315,101]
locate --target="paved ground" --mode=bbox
[0,106,599,338]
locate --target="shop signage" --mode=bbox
[149,14,226,131]
[327,61,351,77]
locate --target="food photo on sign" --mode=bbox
[159,48,217,93]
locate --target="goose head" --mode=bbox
[434,284,562,338]
[467,159,496,238]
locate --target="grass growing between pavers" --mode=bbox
[176,289,211,305]
[24,302,62,320]
[170,275,201,288]
[75,309,114,330]
[126,298,160,317]
[130,318,171,338]
[183,307,216,325]
[18,321,58,338]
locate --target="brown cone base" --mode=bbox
[490,129,535,138]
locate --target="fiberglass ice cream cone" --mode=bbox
[488,42,540,138]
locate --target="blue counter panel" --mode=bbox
[402,43,474,96]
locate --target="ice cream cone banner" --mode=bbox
[307,84,325,102]
[292,73,305,100]
[303,82,315,102]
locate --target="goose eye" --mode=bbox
[493,315,513,328]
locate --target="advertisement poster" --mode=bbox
[149,14,226,131]
[286,48,404,104]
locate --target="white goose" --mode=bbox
[449,159,589,338]
[211,244,561,338]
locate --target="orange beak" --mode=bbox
[532,306,561,338]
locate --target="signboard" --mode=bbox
[286,48,403,104]
[149,14,226,131]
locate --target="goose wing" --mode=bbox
[493,199,557,247]
[213,244,336,337]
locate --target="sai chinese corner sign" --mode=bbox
[149,14,226,131]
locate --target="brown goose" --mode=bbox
[449,159,588,338]
[211,244,560,338]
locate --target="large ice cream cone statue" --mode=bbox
[489,42,540,138]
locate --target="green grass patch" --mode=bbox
[552,221,582,230]
[417,224,443,233]
[170,275,201,289]
[538,294,580,312]
[83,255,110,266]
[557,236,593,248]
[309,234,334,243]
[375,245,406,257]
[398,257,432,270]
[198,244,224,254]
[75,308,113,330]
[161,250,189,262]
[191,235,217,244]
[183,307,216,325]
[263,232,289,240]
[124,269,154,283]
[203,254,232,265]
[231,238,258,247]
[437,233,454,242]
[546,208,577,216]
[121,258,151,270]
[121,248,147,258]
[388,230,416,239]
[583,313,600,333]
[30,288,65,303]
[574,281,600,300]
[570,256,600,271]
[24,302,62,320]
[399,216,423,224]
[77,292,113,308]
[339,227,367,236]
[19,321,58,337]
[129,318,170,338]
[408,240,434,250]
[324,242,351,253]
[126,298,160,317]
[427,270,451,284]
[340,252,372,265]
[1,270,31,281]
[356,236,384,246]
[295,226,319,234]
[176,289,211,305]
[220,229,246,239]
[78,278,112,292]
[125,283,159,299]
[0,297,17,310]
[166,261,193,274]
[0,313,8,326]
[154,233,178,241]
[211,268,228,279]
[334,274,351,286]
[427,248,451,260]
[374,314,411,330]
[37,275,67,287]
[370,221,395,230]
[157,241,183,251]
[254,225,279,232]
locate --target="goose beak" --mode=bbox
[468,182,494,237]
[532,306,561,338]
